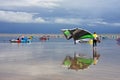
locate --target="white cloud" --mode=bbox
[1,0,119,10]
[34,17,46,23]
[89,19,120,27]
[112,23,120,26]
[0,10,45,23]
[0,10,120,27]
[61,0,120,10]
[0,0,62,9]
[54,18,120,27]
[106,22,120,27]
[54,18,80,24]
[54,18,103,25]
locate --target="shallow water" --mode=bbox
[0,37,120,80]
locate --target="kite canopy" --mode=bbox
[62,28,94,41]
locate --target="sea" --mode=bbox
[0,35,120,80]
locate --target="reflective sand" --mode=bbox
[0,39,120,80]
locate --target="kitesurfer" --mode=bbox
[93,32,98,47]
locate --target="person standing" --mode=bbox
[93,32,98,47]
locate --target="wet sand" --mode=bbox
[0,39,120,80]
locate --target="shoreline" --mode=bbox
[0,33,64,38]
[0,33,120,39]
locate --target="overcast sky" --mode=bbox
[0,0,120,34]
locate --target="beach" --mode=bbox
[0,35,120,80]
[1,0,120,79]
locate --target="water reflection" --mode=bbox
[93,48,100,65]
[117,42,120,46]
[116,38,120,46]
[62,48,100,70]
[116,41,120,46]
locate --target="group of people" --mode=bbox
[16,35,33,43]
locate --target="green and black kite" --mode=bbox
[61,28,94,44]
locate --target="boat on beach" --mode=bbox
[9,35,33,43]
[9,39,31,43]
[39,36,49,41]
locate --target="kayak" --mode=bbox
[9,39,31,43]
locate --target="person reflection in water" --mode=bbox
[93,48,100,65]
[62,49,100,71]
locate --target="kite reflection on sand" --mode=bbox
[62,48,100,71]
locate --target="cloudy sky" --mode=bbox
[0,0,120,34]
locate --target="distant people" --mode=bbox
[17,37,20,40]
[21,35,25,40]
[17,37,21,43]
[93,32,98,47]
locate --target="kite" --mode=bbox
[61,28,94,44]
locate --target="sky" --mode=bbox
[0,0,120,34]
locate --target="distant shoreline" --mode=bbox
[0,33,120,39]
[0,33,64,38]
